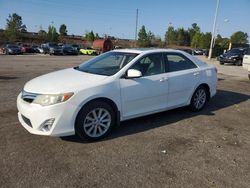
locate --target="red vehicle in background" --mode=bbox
[20,44,33,53]
[92,39,113,54]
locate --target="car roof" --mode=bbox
[113,48,184,54]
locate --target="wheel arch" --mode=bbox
[195,83,211,101]
[75,97,120,127]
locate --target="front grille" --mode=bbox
[21,90,39,103]
[21,115,32,127]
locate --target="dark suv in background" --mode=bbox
[41,43,63,55]
[3,44,22,55]
[219,48,247,66]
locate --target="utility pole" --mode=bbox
[135,8,138,41]
[208,0,220,60]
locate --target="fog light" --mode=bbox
[39,118,55,132]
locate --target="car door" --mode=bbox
[164,52,200,108]
[120,53,168,119]
[243,47,250,71]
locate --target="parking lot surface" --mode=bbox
[0,54,250,187]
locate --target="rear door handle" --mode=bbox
[193,72,200,76]
[160,77,168,82]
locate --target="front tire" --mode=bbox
[75,101,116,141]
[235,59,242,66]
[189,86,208,112]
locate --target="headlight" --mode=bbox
[33,92,74,106]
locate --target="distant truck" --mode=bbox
[92,39,113,54]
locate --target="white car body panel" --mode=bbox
[120,72,168,119]
[243,54,250,71]
[17,49,217,137]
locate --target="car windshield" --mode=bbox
[228,48,243,54]
[64,47,73,50]
[7,45,19,48]
[77,52,138,76]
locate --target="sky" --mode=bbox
[0,0,249,40]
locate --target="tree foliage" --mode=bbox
[137,25,151,47]
[85,30,95,41]
[95,33,100,39]
[188,23,200,42]
[230,31,248,44]
[59,24,67,36]
[38,29,47,42]
[47,25,58,42]
[4,13,26,41]
[165,26,176,45]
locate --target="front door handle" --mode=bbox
[193,72,200,76]
[160,77,168,82]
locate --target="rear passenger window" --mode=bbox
[164,53,197,72]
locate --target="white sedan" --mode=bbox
[17,49,217,141]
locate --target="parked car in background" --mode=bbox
[219,48,247,66]
[193,48,204,55]
[177,48,194,55]
[72,44,80,52]
[41,43,63,55]
[243,47,250,79]
[32,45,44,53]
[3,44,22,55]
[80,47,97,55]
[20,44,33,53]
[49,45,63,55]
[62,46,78,55]
[17,49,217,141]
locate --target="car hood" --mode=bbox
[8,47,20,50]
[222,52,240,58]
[24,68,108,94]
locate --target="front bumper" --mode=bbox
[17,93,78,137]
[219,58,238,63]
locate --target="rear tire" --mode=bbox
[189,86,208,112]
[220,61,224,65]
[75,101,116,141]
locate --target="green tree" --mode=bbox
[4,13,26,41]
[137,25,150,47]
[85,30,95,41]
[230,31,248,44]
[47,25,58,42]
[191,32,201,48]
[95,33,100,39]
[165,26,176,45]
[200,32,212,49]
[59,24,67,36]
[216,34,230,48]
[38,29,47,42]
[188,23,200,43]
[176,28,185,46]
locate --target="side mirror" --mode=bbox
[126,69,142,78]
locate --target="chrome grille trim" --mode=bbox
[21,90,40,103]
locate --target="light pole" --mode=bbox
[208,0,220,60]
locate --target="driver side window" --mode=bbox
[130,53,164,76]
